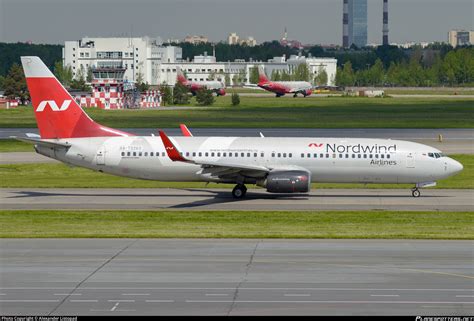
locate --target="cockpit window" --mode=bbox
[428,152,445,158]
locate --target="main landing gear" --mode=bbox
[411,187,421,198]
[232,184,247,199]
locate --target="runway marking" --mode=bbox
[90,308,136,312]
[111,302,119,311]
[284,294,311,297]
[2,287,473,291]
[54,293,81,296]
[70,300,98,303]
[122,293,150,296]
[370,294,400,297]
[402,268,474,280]
[185,300,474,304]
[456,295,474,298]
[108,299,135,302]
[145,300,175,303]
[0,300,59,302]
[205,294,229,296]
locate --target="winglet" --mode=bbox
[180,124,193,137]
[159,130,188,162]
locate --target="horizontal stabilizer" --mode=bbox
[11,136,71,149]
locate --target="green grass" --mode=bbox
[1,97,473,128]
[384,89,474,95]
[0,154,471,189]
[0,139,31,152]
[0,210,472,239]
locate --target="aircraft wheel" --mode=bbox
[411,188,421,198]
[232,184,247,199]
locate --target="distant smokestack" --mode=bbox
[343,0,349,47]
[383,0,389,45]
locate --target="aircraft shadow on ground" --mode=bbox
[7,189,444,210]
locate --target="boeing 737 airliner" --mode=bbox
[16,57,463,199]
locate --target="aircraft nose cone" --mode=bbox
[450,159,463,174]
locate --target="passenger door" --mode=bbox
[406,153,415,168]
[96,146,105,165]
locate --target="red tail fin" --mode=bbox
[176,66,188,85]
[21,56,132,139]
[258,66,269,83]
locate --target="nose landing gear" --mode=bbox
[411,188,421,198]
[232,184,247,199]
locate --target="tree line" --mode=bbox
[336,47,474,87]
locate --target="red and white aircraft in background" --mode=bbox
[257,66,313,97]
[177,66,226,96]
[16,57,463,199]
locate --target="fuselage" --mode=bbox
[36,136,463,185]
[258,81,313,96]
[187,81,226,96]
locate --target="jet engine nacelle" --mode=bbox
[258,170,311,193]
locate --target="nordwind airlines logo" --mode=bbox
[308,143,324,148]
[36,100,72,112]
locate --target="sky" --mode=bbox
[0,0,472,45]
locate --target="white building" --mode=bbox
[64,37,337,87]
[228,33,240,45]
[63,37,182,85]
[157,54,337,87]
[184,35,209,44]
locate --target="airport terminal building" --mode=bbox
[63,37,337,87]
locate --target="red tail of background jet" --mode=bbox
[258,66,269,83]
[21,57,132,139]
[176,67,188,85]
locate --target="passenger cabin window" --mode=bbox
[121,152,125,156]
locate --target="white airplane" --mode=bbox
[176,66,226,96]
[16,57,463,199]
[257,66,313,97]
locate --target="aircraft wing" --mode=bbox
[159,130,270,180]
